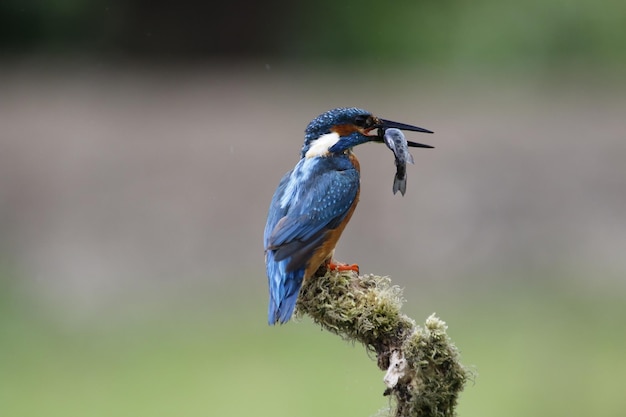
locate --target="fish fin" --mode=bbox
[393,176,407,196]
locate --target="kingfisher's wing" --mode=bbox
[266,166,359,271]
[264,159,359,324]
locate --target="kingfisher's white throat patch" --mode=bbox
[305,132,340,158]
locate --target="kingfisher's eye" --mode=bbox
[354,115,371,127]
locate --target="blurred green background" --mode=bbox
[1,1,625,416]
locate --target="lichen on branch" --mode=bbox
[296,270,469,417]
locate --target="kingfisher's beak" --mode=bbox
[375,118,434,148]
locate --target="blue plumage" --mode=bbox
[264,155,359,324]
[264,107,433,325]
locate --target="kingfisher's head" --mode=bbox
[301,107,433,158]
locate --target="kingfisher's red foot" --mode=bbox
[328,260,359,274]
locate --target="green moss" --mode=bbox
[296,271,469,417]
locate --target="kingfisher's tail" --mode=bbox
[266,251,305,325]
[268,277,302,325]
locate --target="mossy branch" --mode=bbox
[296,270,469,417]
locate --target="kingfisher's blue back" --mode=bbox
[264,155,359,324]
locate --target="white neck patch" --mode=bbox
[305,132,340,158]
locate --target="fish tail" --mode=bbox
[393,175,407,196]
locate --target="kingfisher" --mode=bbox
[264,107,433,325]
